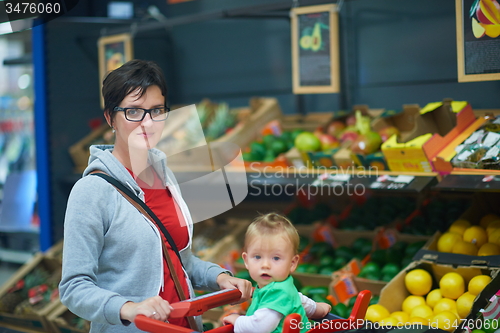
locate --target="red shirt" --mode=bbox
[128,168,190,328]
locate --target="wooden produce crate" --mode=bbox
[44,240,64,263]
[0,254,62,333]
[160,98,283,169]
[47,302,90,333]
[68,124,113,174]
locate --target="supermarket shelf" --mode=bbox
[435,171,500,192]
[170,167,440,194]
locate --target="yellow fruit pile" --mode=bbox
[437,215,500,256]
[365,268,492,332]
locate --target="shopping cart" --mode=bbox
[135,288,371,333]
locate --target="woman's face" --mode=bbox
[111,85,166,152]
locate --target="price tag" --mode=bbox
[331,174,350,181]
[393,175,415,184]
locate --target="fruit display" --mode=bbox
[399,196,472,236]
[373,263,498,332]
[336,195,416,231]
[242,129,300,165]
[359,240,427,282]
[470,0,500,38]
[433,213,500,256]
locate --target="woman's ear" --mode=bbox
[242,252,249,270]
[290,254,300,273]
[104,111,113,128]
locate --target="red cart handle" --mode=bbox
[170,289,242,318]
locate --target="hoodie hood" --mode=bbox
[83,145,169,197]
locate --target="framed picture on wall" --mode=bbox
[456,0,500,82]
[98,33,134,108]
[291,4,340,94]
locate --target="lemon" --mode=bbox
[440,273,465,299]
[366,304,390,323]
[480,214,500,229]
[433,298,458,315]
[478,243,500,256]
[379,316,401,327]
[426,289,443,309]
[391,311,409,324]
[456,292,475,319]
[486,221,500,235]
[449,219,471,235]
[402,295,426,314]
[451,240,478,256]
[410,304,434,319]
[437,232,462,253]
[468,275,492,296]
[409,316,430,325]
[489,229,500,245]
[431,311,460,332]
[405,269,433,296]
[463,226,488,248]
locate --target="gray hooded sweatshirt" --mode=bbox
[59,145,229,332]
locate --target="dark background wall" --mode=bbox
[45,0,500,242]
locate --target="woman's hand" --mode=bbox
[216,273,253,303]
[222,313,240,326]
[120,296,173,323]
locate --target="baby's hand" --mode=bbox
[223,313,240,326]
[311,302,332,319]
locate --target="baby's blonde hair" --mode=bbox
[244,213,300,254]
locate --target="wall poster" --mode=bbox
[98,33,134,108]
[291,4,340,94]
[456,0,500,82]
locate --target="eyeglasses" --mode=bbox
[113,106,170,122]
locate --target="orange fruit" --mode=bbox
[366,304,390,323]
[486,221,500,235]
[426,289,443,309]
[405,269,433,296]
[433,298,458,315]
[456,292,475,319]
[481,214,500,229]
[391,311,409,324]
[439,273,465,299]
[410,304,434,319]
[489,229,500,245]
[478,243,500,256]
[463,226,488,248]
[451,240,478,256]
[379,316,402,327]
[402,295,426,314]
[468,275,492,296]
[437,232,462,253]
[409,316,430,325]
[449,219,471,235]
[431,311,460,332]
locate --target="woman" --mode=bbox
[59,59,252,332]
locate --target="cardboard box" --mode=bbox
[417,233,500,268]
[376,99,477,173]
[47,302,89,333]
[378,257,500,332]
[0,254,62,333]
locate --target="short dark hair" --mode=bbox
[102,59,168,123]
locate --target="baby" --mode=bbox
[223,213,331,333]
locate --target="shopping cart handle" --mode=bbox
[170,289,242,318]
[135,315,196,333]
